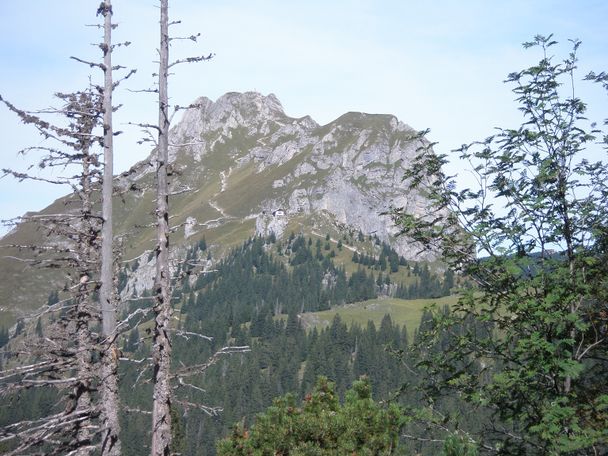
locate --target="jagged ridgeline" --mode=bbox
[0,91,435,328]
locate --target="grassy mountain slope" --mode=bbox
[0,91,436,330]
[294,295,458,338]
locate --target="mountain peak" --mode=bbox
[215,91,285,118]
[0,90,439,324]
[160,92,435,261]
[171,91,291,148]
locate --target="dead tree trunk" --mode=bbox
[73,92,99,456]
[151,0,173,454]
[0,89,102,456]
[98,2,122,455]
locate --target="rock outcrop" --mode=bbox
[0,91,439,322]
[157,91,433,258]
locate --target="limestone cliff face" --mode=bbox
[155,91,433,259]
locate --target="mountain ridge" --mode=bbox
[0,91,436,326]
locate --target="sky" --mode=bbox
[0,0,607,235]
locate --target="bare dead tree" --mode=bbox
[151,1,173,453]
[1,3,242,453]
[149,2,215,454]
[0,3,134,453]
[0,88,104,456]
[96,2,122,454]
[68,90,102,456]
[70,3,136,451]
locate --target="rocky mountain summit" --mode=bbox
[0,91,436,323]
[123,91,431,254]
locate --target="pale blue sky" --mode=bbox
[1,1,607,234]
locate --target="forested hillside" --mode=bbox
[114,234,453,455]
[0,233,455,455]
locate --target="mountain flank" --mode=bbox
[0,91,436,326]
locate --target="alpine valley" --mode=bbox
[0,92,457,455]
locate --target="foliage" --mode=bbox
[441,434,478,456]
[117,235,419,455]
[6,237,449,455]
[217,376,405,455]
[393,35,608,454]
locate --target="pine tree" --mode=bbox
[217,377,404,455]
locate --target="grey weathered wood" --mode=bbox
[74,97,96,456]
[0,89,103,456]
[151,0,173,454]
[98,2,122,455]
